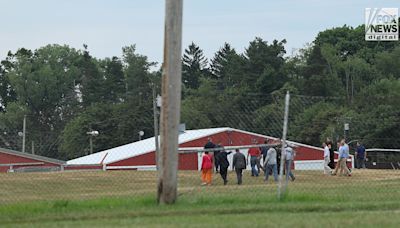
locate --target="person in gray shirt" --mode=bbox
[264,147,278,182]
[285,145,296,181]
[232,149,247,185]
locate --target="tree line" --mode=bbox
[0,23,399,160]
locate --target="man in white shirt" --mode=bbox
[323,142,332,174]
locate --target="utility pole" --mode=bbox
[89,136,93,155]
[22,115,26,153]
[86,130,99,155]
[153,86,160,170]
[157,0,183,205]
[31,141,35,154]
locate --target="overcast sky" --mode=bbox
[1,0,399,67]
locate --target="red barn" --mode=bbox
[0,148,65,173]
[67,127,354,171]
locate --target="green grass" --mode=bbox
[1,169,400,227]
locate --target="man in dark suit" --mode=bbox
[232,149,246,185]
[216,146,232,185]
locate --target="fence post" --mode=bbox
[157,0,183,205]
[278,91,290,200]
[153,85,160,170]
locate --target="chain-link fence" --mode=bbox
[1,93,400,205]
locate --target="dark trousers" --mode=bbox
[235,168,243,185]
[356,157,366,169]
[220,167,228,183]
[215,160,220,172]
[285,160,295,181]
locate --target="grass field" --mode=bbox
[1,169,400,227]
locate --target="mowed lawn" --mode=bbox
[1,169,400,227]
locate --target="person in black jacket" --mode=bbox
[260,139,270,174]
[327,139,335,169]
[204,137,216,149]
[213,143,223,173]
[276,147,282,174]
[232,149,247,185]
[216,147,232,185]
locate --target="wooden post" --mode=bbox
[31,141,35,154]
[157,0,183,204]
[22,115,26,153]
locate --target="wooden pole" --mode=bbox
[31,141,35,154]
[157,0,183,204]
[22,115,26,153]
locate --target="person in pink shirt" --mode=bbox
[201,151,213,185]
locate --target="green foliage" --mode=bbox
[60,101,153,159]
[123,45,155,101]
[1,19,400,159]
[182,42,208,90]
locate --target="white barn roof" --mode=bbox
[67,127,231,165]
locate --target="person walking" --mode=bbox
[323,142,332,174]
[204,138,218,172]
[285,145,296,181]
[355,142,367,169]
[232,149,246,185]
[204,137,216,150]
[201,151,213,185]
[214,143,223,173]
[326,140,335,169]
[276,147,282,174]
[264,147,278,183]
[260,139,269,173]
[332,139,351,176]
[217,148,232,185]
[332,141,342,175]
[339,139,352,176]
[247,143,261,177]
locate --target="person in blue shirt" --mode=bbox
[355,142,367,169]
[338,139,351,176]
[332,139,351,176]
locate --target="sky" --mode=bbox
[1,0,399,68]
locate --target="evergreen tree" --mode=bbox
[210,42,245,89]
[182,42,208,89]
[122,45,155,102]
[101,56,125,103]
[78,45,104,107]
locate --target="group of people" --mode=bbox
[200,138,296,186]
[201,137,368,186]
[322,139,367,177]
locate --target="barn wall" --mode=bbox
[0,151,61,173]
[109,152,156,166]
[64,165,103,171]
[179,130,272,149]
[295,146,324,160]
[108,151,198,170]
[179,131,272,171]
[104,130,353,171]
